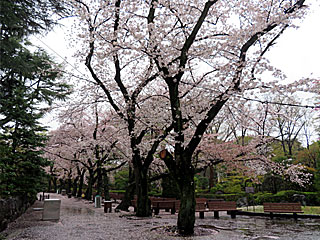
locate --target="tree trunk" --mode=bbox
[116,167,135,211]
[159,149,196,234]
[96,163,103,196]
[53,177,57,193]
[47,175,52,192]
[209,165,215,189]
[77,168,86,198]
[85,170,94,200]
[72,176,79,196]
[176,168,196,235]
[103,169,110,200]
[135,167,152,217]
[67,177,72,194]
[59,179,65,192]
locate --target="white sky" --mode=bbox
[265,2,320,82]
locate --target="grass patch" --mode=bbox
[302,206,320,215]
[239,205,320,215]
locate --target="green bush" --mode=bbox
[274,190,300,202]
[209,175,251,195]
[109,189,126,193]
[196,193,244,202]
[253,192,274,204]
[113,169,129,190]
[302,192,320,206]
[253,190,320,205]
[194,175,209,190]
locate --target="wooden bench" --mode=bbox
[131,197,177,214]
[208,201,237,219]
[109,192,125,202]
[196,202,208,219]
[263,202,303,219]
[152,199,177,215]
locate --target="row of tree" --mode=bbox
[1,0,319,235]
[61,0,319,234]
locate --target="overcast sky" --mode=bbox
[265,2,320,82]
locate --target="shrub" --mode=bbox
[253,191,320,205]
[302,192,320,206]
[254,192,274,204]
[113,169,129,190]
[194,175,209,190]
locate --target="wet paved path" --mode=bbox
[1,194,320,240]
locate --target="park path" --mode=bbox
[1,193,320,240]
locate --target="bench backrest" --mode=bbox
[263,202,302,212]
[109,192,125,200]
[196,198,207,204]
[152,200,176,208]
[196,202,206,211]
[208,201,237,210]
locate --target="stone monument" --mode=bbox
[42,199,61,221]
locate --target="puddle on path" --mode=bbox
[62,207,96,216]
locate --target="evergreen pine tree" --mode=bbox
[0,0,70,198]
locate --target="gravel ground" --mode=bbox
[1,193,320,240]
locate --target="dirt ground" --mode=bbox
[1,193,320,240]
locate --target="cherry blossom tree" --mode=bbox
[66,0,318,234]
[44,105,129,199]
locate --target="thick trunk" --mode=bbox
[77,169,86,198]
[159,150,196,234]
[59,179,65,192]
[135,167,151,217]
[116,167,135,211]
[85,171,94,200]
[176,169,196,235]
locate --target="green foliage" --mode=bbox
[0,0,70,198]
[113,169,129,190]
[196,193,245,201]
[252,190,320,205]
[270,139,303,161]
[210,175,250,194]
[109,190,126,193]
[302,192,320,206]
[313,141,320,192]
[194,174,209,190]
[0,0,67,38]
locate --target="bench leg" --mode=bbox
[154,208,159,215]
[199,212,204,219]
[171,208,176,214]
[214,211,219,219]
[230,211,236,219]
[293,213,298,221]
[270,212,274,219]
